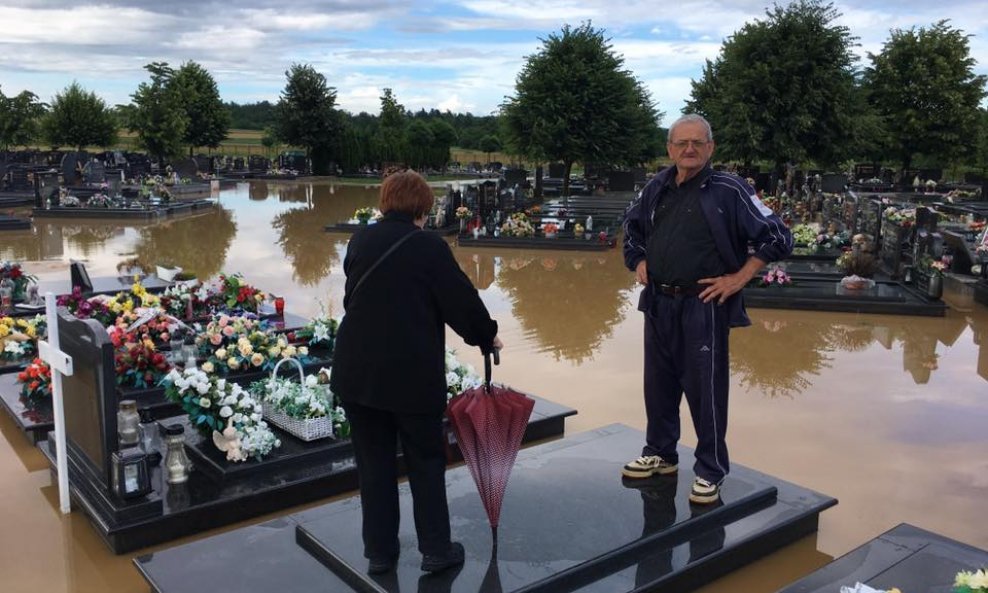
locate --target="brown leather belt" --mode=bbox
[656,283,703,296]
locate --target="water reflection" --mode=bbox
[732,310,975,396]
[272,205,341,286]
[133,209,237,279]
[454,249,636,363]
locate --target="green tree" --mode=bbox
[0,87,46,150]
[428,119,457,170]
[170,61,230,157]
[404,119,434,169]
[40,82,117,151]
[686,0,861,170]
[129,62,188,167]
[274,64,340,174]
[863,20,987,171]
[500,23,663,196]
[375,88,407,165]
[479,135,503,163]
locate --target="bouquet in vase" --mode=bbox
[1,261,37,301]
[162,367,280,461]
[56,287,115,326]
[210,273,266,313]
[160,281,214,319]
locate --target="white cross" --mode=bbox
[37,292,74,514]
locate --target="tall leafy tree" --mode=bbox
[500,23,663,196]
[863,20,987,171]
[170,61,230,156]
[375,88,407,165]
[274,64,340,174]
[686,0,860,170]
[479,135,503,163]
[428,119,457,170]
[0,87,46,151]
[41,82,117,151]
[129,62,188,167]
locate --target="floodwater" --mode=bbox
[1,180,986,593]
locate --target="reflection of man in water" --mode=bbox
[624,475,726,588]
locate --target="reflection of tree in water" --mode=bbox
[62,224,125,257]
[0,229,43,261]
[826,324,874,352]
[731,317,837,399]
[134,209,237,279]
[271,204,341,286]
[492,251,635,363]
[897,324,939,385]
[249,181,270,201]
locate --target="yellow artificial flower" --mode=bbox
[0,325,9,338]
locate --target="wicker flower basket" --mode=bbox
[261,358,334,442]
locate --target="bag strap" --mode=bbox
[348,229,421,303]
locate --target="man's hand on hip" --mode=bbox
[697,256,766,304]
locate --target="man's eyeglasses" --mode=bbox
[669,139,710,150]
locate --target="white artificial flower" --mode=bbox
[199,397,211,408]
[305,375,318,388]
[220,405,233,418]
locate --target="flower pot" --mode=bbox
[544,232,556,239]
[927,273,943,299]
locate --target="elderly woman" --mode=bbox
[331,170,501,575]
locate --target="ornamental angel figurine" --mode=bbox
[213,418,247,462]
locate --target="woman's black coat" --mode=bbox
[330,211,498,416]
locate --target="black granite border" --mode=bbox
[457,235,615,251]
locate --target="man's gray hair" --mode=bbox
[668,114,713,142]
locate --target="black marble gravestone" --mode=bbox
[608,170,636,192]
[548,163,566,178]
[82,159,106,183]
[59,311,117,487]
[172,158,198,179]
[249,155,270,172]
[502,168,527,188]
[821,173,846,194]
[34,170,60,207]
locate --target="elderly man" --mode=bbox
[621,114,793,504]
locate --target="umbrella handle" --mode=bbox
[484,347,500,392]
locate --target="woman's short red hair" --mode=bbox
[379,170,434,217]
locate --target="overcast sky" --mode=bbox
[1,0,985,126]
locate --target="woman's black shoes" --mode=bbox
[420,542,465,573]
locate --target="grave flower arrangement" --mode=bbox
[758,266,793,287]
[211,273,265,313]
[162,366,280,460]
[248,368,350,439]
[883,206,916,227]
[86,193,113,208]
[573,223,585,237]
[196,314,309,375]
[109,311,175,346]
[500,213,535,237]
[542,222,559,237]
[56,287,115,326]
[16,358,52,402]
[353,206,382,223]
[444,348,482,401]
[291,315,338,352]
[455,206,473,220]
[790,224,818,246]
[0,315,45,361]
[111,331,171,389]
[1,260,36,300]
[954,568,988,592]
[101,281,161,317]
[160,281,214,319]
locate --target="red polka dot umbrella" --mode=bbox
[446,350,534,545]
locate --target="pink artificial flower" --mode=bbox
[222,325,235,337]
[218,316,229,328]
[210,333,223,345]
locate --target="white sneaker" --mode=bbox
[621,455,678,478]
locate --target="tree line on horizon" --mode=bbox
[1,0,986,180]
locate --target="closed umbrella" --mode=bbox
[446,350,534,545]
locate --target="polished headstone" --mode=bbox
[778,523,988,593]
[294,424,832,593]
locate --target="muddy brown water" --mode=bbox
[2,181,986,592]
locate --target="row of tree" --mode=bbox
[685,1,988,173]
[3,2,985,180]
